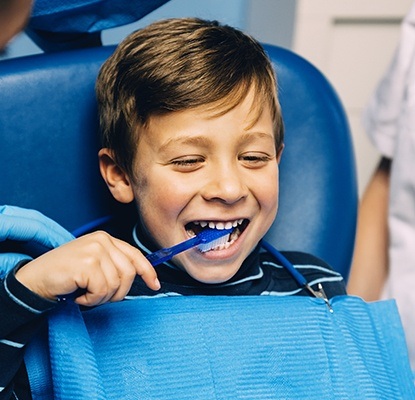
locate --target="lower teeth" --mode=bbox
[186,226,243,252]
[216,239,234,251]
[209,234,239,252]
[230,228,240,241]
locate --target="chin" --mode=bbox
[188,268,238,285]
[177,249,247,284]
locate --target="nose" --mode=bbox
[201,164,248,204]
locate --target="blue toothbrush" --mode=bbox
[2,228,233,265]
[146,228,233,266]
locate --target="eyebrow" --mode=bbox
[158,130,274,154]
[158,135,212,154]
[239,131,275,143]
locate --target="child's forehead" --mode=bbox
[198,95,265,120]
[168,84,269,119]
[146,88,271,131]
[141,107,274,155]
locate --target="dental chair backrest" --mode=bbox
[0,44,357,279]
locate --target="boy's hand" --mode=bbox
[15,231,161,306]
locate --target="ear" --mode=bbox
[98,148,135,203]
[276,143,284,164]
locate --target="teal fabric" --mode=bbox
[25,295,415,399]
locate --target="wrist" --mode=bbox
[4,261,58,314]
[14,260,58,301]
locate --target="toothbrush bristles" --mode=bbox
[198,232,231,252]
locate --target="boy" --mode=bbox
[0,18,346,399]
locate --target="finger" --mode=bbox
[88,242,136,303]
[72,233,139,305]
[104,244,138,302]
[93,234,157,301]
[111,238,161,291]
[74,253,120,306]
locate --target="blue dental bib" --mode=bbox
[25,295,415,399]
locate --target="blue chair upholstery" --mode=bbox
[263,44,357,279]
[0,44,357,279]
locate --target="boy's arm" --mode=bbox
[0,205,159,306]
[0,206,76,398]
[347,157,391,301]
[0,232,160,398]
[0,262,57,399]
[0,207,160,397]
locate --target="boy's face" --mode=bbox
[103,89,282,284]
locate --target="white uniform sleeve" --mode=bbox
[362,2,415,158]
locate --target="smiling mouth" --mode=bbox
[185,219,249,252]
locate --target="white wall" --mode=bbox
[245,0,296,49]
[292,0,413,196]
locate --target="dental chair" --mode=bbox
[5,22,415,400]
[0,42,357,279]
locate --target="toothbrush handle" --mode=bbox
[146,248,174,266]
[146,236,200,266]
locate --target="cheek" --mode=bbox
[258,172,280,236]
[134,170,193,218]
[133,173,198,247]
[256,165,279,209]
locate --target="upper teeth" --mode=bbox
[194,219,244,230]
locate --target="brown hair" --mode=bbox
[96,17,284,177]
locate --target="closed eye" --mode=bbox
[239,153,274,168]
[170,156,205,171]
